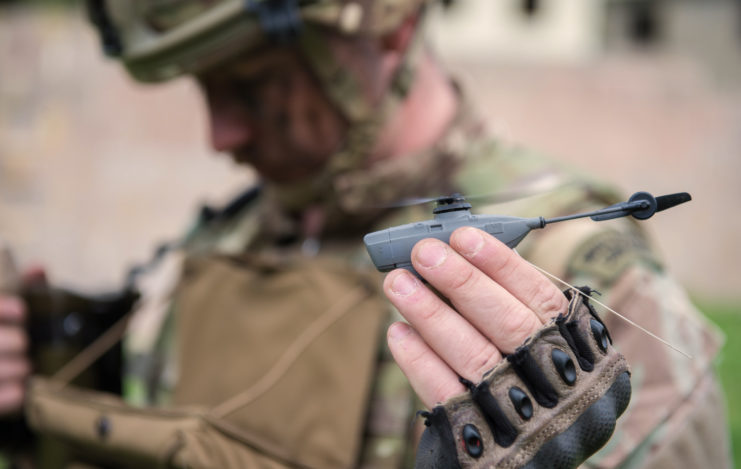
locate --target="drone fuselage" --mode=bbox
[363,207,544,276]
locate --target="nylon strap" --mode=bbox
[209,285,372,418]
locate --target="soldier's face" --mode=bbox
[198,48,348,184]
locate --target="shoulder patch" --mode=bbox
[567,228,661,288]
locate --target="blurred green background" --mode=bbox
[703,301,741,466]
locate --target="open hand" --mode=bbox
[384,227,569,409]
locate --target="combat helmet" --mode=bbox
[87,0,435,212]
[88,0,427,118]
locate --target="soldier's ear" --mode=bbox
[381,11,420,53]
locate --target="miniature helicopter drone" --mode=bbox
[364,191,691,276]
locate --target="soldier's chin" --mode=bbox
[263,166,324,185]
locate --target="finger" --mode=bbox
[384,269,503,382]
[450,227,568,323]
[0,326,28,355]
[411,238,543,353]
[0,296,26,324]
[0,357,31,383]
[0,381,24,416]
[387,321,465,408]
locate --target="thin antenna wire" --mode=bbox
[518,254,693,359]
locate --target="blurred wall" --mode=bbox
[427,0,607,63]
[1,2,740,301]
[427,0,741,301]
[0,5,253,290]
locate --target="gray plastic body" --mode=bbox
[363,208,544,276]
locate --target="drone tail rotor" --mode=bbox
[545,191,693,225]
[655,192,692,212]
[626,191,692,220]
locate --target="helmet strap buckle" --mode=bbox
[245,0,305,42]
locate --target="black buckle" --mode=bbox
[86,0,124,57]
[245,0,304,42]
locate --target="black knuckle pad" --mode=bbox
[551,349,577,385]
[590,319,609,353]
[414,407,462,469]
[414,288,631,469]
[462,424,484,458]
[508,386,534,420]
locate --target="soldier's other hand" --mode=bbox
[383,227,568,409]
[0,293,30,417]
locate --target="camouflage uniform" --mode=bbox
[22,0,731,466]
[23,108,731,469]
[108,97,729,468]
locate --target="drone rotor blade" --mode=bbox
[379,178,574,210]
[656,192,692,212]
[379,191,518,209]
[384,196,440,208]
[464,190,537,205]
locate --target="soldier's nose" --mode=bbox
[201,83,256,153]
[208,107,255,153]
[211,109,254,152]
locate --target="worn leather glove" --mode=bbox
[415,288,631,469]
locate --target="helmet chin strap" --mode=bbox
[269,13,427,216]
[266,116,383,215]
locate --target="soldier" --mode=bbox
[0,0,732,467]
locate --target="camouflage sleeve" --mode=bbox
[25,377,303,469]
[587,265,730,468]
[528,217,731,468]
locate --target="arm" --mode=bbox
[25,378,301,469]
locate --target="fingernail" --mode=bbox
[390,270,420,296]
[456,227,484,257]
[416,241,447,268]
[388,322,412,342]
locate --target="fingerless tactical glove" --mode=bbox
[415,288,631,469]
